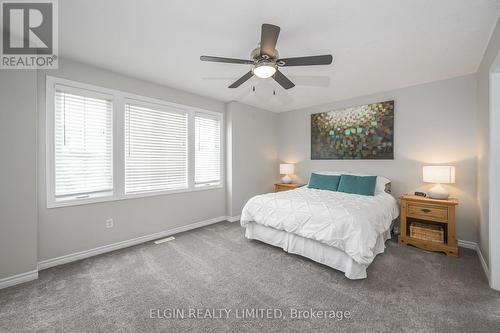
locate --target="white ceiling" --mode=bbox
[59,0,500,112]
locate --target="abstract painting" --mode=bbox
[311,100,394,159]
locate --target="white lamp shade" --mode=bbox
[280,163,294,175]
[423,166,455,184]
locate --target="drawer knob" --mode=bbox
[421,208,431,213]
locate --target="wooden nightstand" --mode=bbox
[274,183,304,192]
[398,195,459,256]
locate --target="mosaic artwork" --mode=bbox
[311,100,394,159]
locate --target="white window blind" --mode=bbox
[195,113,221,186]
[54,89,113,200]
[125,103,188,194]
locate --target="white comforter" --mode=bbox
[241,187,399,265]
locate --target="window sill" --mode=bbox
[46,184,224,209]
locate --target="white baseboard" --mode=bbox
[0,270,38,290]
[457,239,477,250]
[458,239,490,283]
[38,216,227,271]
[226,215,240,222]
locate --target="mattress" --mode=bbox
[245,222,392,279]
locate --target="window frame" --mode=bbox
[46,76,224,208]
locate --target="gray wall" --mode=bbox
[477,17,500,266]
[0,53,491,281]
[37,59,228,261]
[226,102,279,216]
[0,71,38,279]
[278,74,478,243]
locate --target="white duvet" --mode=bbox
[240,187,399,265]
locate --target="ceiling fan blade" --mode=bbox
[200,56,254,64]
[273,70,295,90]
[228,71,254,88]
[260,24,280,57]
[277,55,333,67]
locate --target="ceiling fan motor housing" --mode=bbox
[251,46,279,61]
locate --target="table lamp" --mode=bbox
[279,163,294,184]
[423,166,455,199]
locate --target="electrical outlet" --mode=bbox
[106,218,114,229]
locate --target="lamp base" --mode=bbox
[281,175,292,184]
[427,183,449,200]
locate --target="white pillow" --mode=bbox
[313,171,391,194]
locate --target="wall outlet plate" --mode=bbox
[105,218,114,228]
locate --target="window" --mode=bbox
[125,103,188,194]
[53,86,113,202]
[195,113,221,187]
[46,77,223,208]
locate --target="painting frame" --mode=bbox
[310,100,394,160]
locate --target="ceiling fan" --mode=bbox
[200,24,333,90]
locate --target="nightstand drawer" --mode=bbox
[274,183,304,192]
[275,185,290,192]
[407,203,448,222]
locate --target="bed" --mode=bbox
[240,174,399,279]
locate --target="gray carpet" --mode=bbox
[1,221,499,333]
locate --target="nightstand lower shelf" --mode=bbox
[398,236,458,257]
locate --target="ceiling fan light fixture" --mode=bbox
[253,62,276,78]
